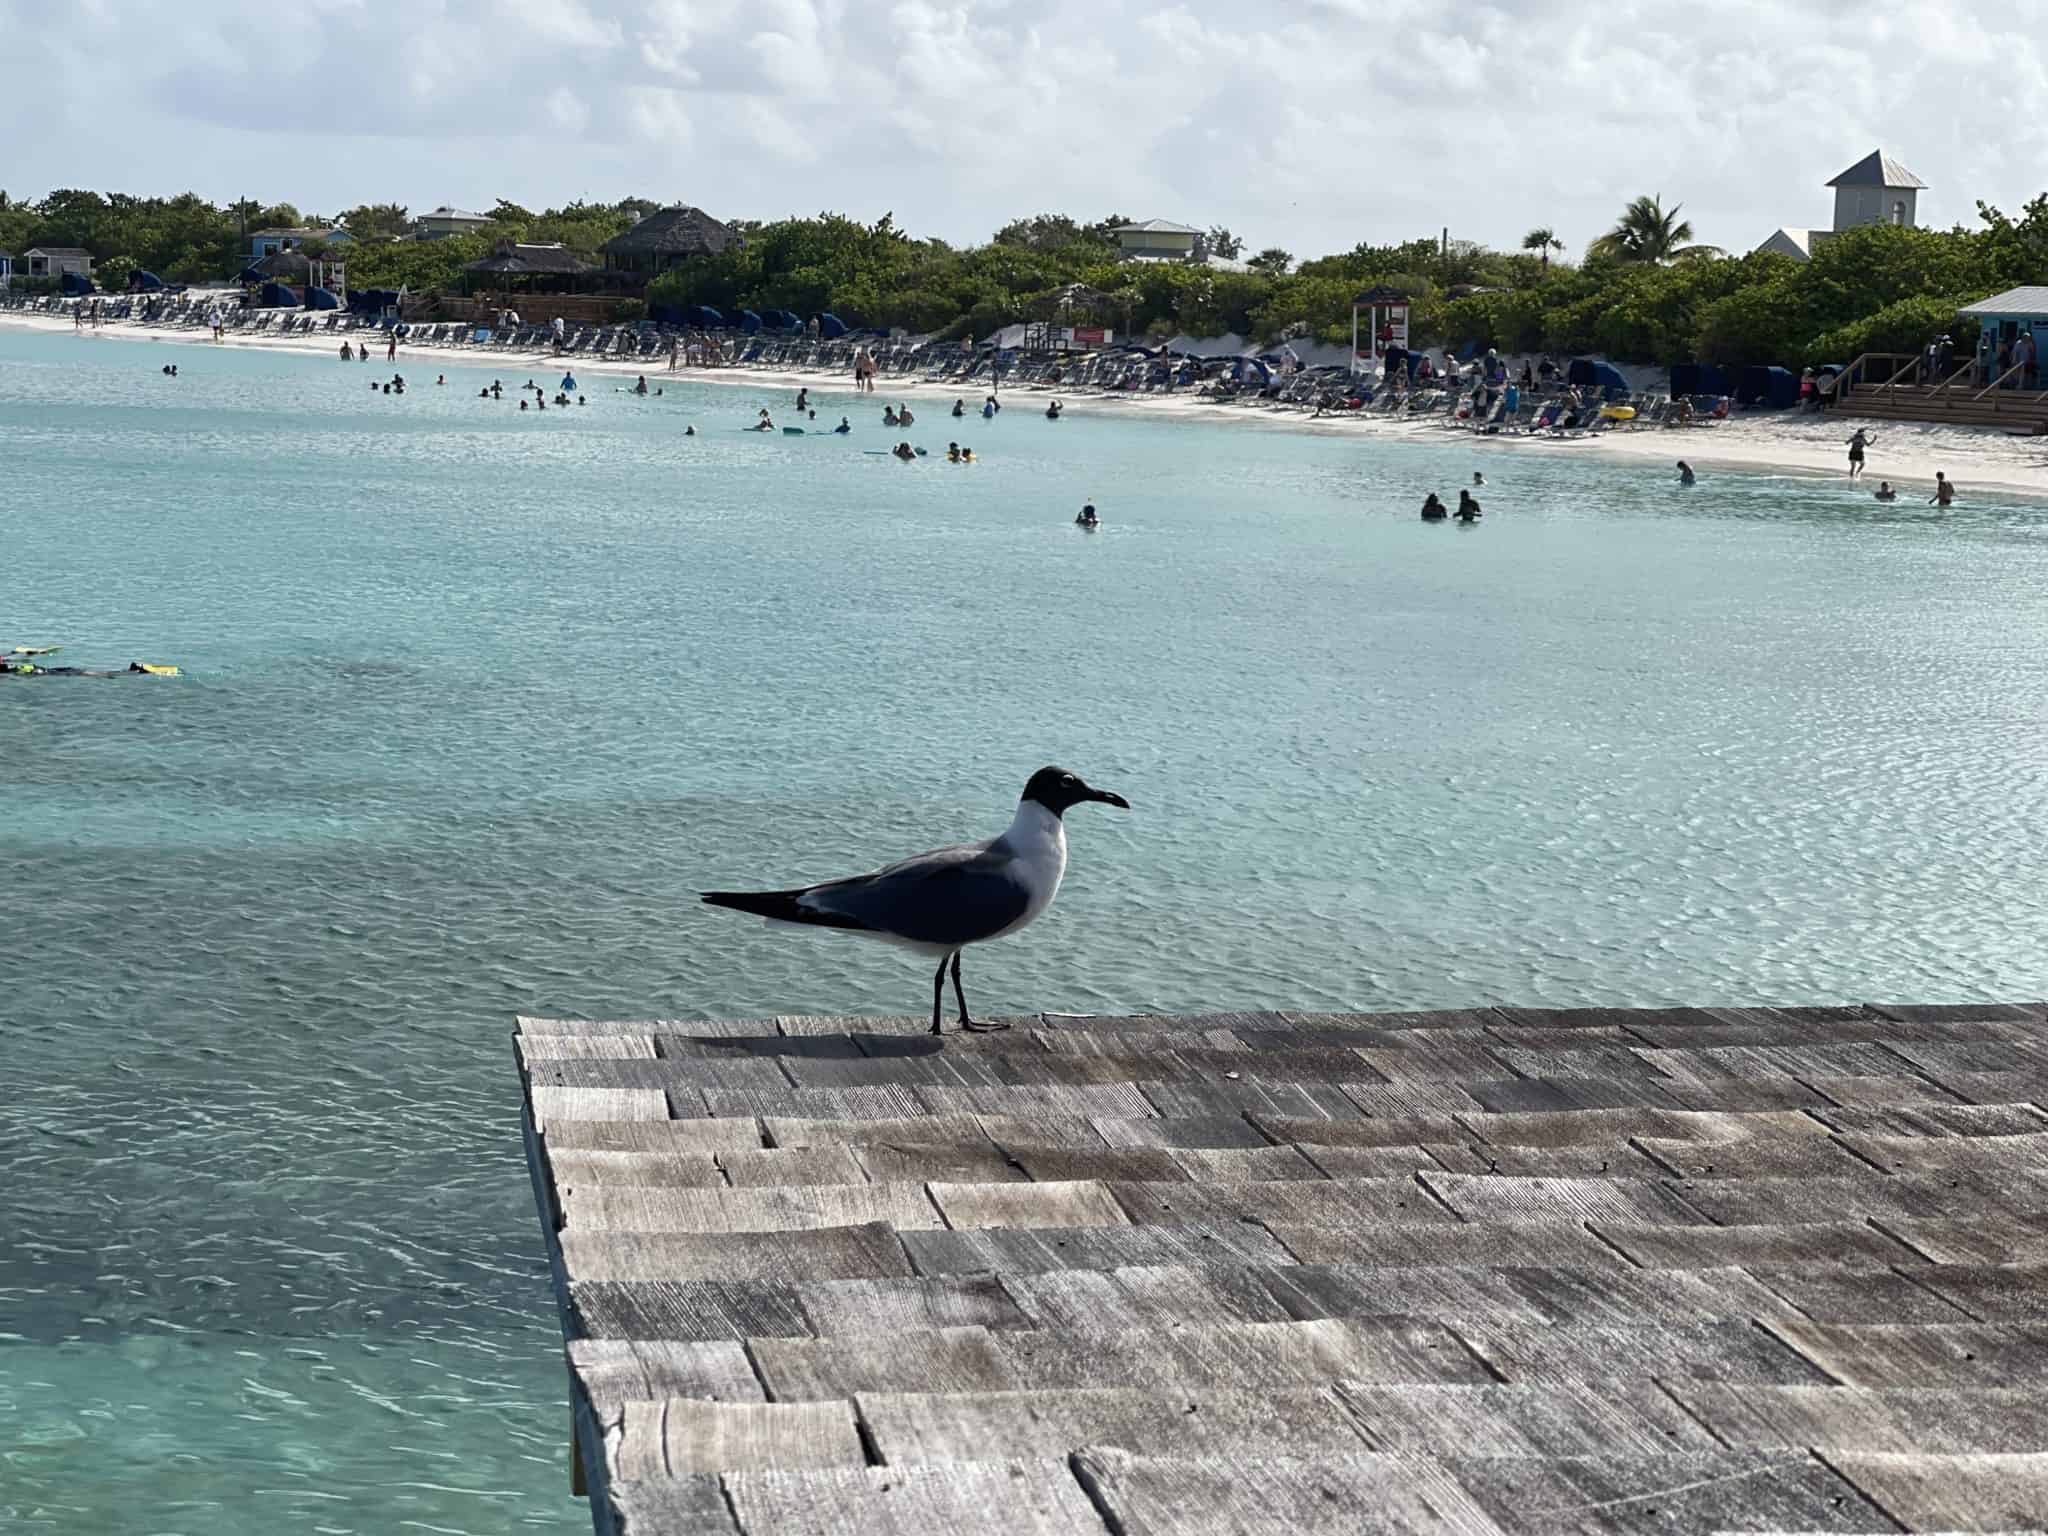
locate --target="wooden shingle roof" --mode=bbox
[517,1000,2048,1534]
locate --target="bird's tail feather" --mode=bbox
[701,888,871,931]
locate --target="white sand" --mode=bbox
[6,309,2042,495]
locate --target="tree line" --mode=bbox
[6,187,2045,369]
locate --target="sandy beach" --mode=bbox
[7,307,2043,495]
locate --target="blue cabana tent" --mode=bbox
[305,286,341,310]
[1736,364,1799,409]
[347,288,400,314]
[683,304,723,328]
[738,309,763,333]
[128,269,164,292]
[60,271,95,296]
[1568,357,1630,399]
[816,312,847,339]
[760,308,801,331]
[1669,362,1731,397]
[258,281,297,307]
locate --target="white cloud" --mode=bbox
[2,0,2047,259]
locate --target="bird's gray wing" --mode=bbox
[797,837,1031,947]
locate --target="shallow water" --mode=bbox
[4,328,2047,1531]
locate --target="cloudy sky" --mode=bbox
[5,0,2047,260]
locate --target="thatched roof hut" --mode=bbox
[602,205,740,275]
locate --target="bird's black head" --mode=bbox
[1021,766,1130,817]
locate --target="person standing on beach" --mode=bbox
[1846,428,1874,479]
[386,332,397,363]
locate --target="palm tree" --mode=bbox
[1522,227,1564,269]
[1588,195,1720,264]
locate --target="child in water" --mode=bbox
[1873,481,1896,502]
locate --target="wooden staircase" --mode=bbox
[1825,351,2048,433]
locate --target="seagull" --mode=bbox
[702,766,1129,1034]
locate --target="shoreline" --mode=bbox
[5,309,2043,495]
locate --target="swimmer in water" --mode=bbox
[883,406,900,427]
[952,398,966,417]
[752,409,775,432]
[834,416,851,434]
[981,399,996,419]
[796,387,809,412]
[1421,493,1448,521]
[960,446,974,462]
[892,440,916,461]
[1873,480,1896,501]
[1929,472,1957,506]
[1677,460,1696,485]
[685,424,697,435]
[436,375,446,386]
[947,442,961,462]
[1472,471,1485,486]
[1075,503,1099,527]
[1046,399,1063,419]
[634,375,649,395]
[1456,489,1482,522]
[520,399,529,411]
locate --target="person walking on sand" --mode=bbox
[1846,428,1874,479]
[1930,472,1957,507]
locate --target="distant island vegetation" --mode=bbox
[5,188,2046,369]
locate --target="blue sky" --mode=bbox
[4,0,2045,259]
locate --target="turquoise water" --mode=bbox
[4,326,2047,1530]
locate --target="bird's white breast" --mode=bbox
[994,800,1067,940]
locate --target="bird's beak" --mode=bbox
[1087,786,1131,809]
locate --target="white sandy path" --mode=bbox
[6,309,2044,496]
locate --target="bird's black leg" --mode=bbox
[958,952,1011,1033]
[930,954,949,1035]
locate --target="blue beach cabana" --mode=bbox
[683,304,724,329]
[60,271,96,297]
[1568,357,1629,399]
[1736,365,1799,409]
[738,309,763,334]
[816,312,847,338]
[1669,362,1731,398]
